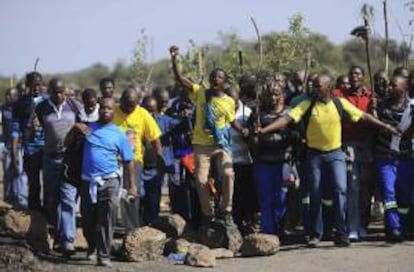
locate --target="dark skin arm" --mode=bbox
[124,160,137,198]
[150,138,166,173]
[169,46,194,91]
[360,112,399,135]
[256,116,292,134]
[10,137,20,172]
[230,120,249,137]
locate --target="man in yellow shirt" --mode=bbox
[169,46,248,227]
[257,74,397,247]
[113,87,163,230]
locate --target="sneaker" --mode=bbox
[86,251,97,262]
[307,237,320,248]
[62,243,75,258]
[97,258,112,267]
[334,237,351,247]
[348,231,359,242]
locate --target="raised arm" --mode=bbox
[169,45,194,91]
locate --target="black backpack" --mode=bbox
[300,97,346,137]
[61,126,87,188]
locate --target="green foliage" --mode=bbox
[131,28,149,86]
[262,13,310,74]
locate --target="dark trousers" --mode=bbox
[24,150,43,211]
[253,162,287,235]
[142,171,163,226]
[168,160,202,227]
[80,177,120,259]
[232,164,258,228]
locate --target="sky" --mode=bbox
[0,0,411,76]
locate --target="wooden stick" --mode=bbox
[34,57,39,71]
[383,0,389,75]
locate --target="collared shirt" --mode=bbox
[190,83,235,146]
[288,98,363,152]
[35,99,82,154]
[333,87,373,142]
[113,105,161,164]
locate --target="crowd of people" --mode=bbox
[1,45,414,266]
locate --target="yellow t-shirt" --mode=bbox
[190,84,236,146]
[288,98,363,151]
[113,106,161,163]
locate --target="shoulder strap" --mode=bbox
[302,99,317,134]
[332,97,345,120]
[66,98,83,122]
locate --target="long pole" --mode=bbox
[250,17,263,127]
[361,17,377,116]
[383,0,389,75]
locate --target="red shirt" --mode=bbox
[333,87,373,142]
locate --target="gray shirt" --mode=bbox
[35,98,85,154]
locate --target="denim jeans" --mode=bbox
[43,152,78,249]
[57,181,78,249]
[253,162,287,235]
[3,146,28,207]
[43,152,64,226]
[24,150,43,211]
[377,159,414,233]
[307,148,347,239]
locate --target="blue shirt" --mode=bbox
[1,104,13,147]
[82,122,133,179]
[154,114,180,168]
[11,95,45,155]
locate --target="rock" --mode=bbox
[175,238,191,253]
[151,214,186,238]
[0,209,49,252]
[241,233,280,257]
[0,245,41,271]
[198,221,243,253]
[122,226,167,262]
[164,238,191,256]
[212,248,234,259]
[185,243,216,267]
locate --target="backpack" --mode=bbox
[61,125,88,188]
[300,97,346,137]
[292,97,347,161]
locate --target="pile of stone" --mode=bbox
[121,213,280,268]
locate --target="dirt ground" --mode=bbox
[1,165,414,272]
